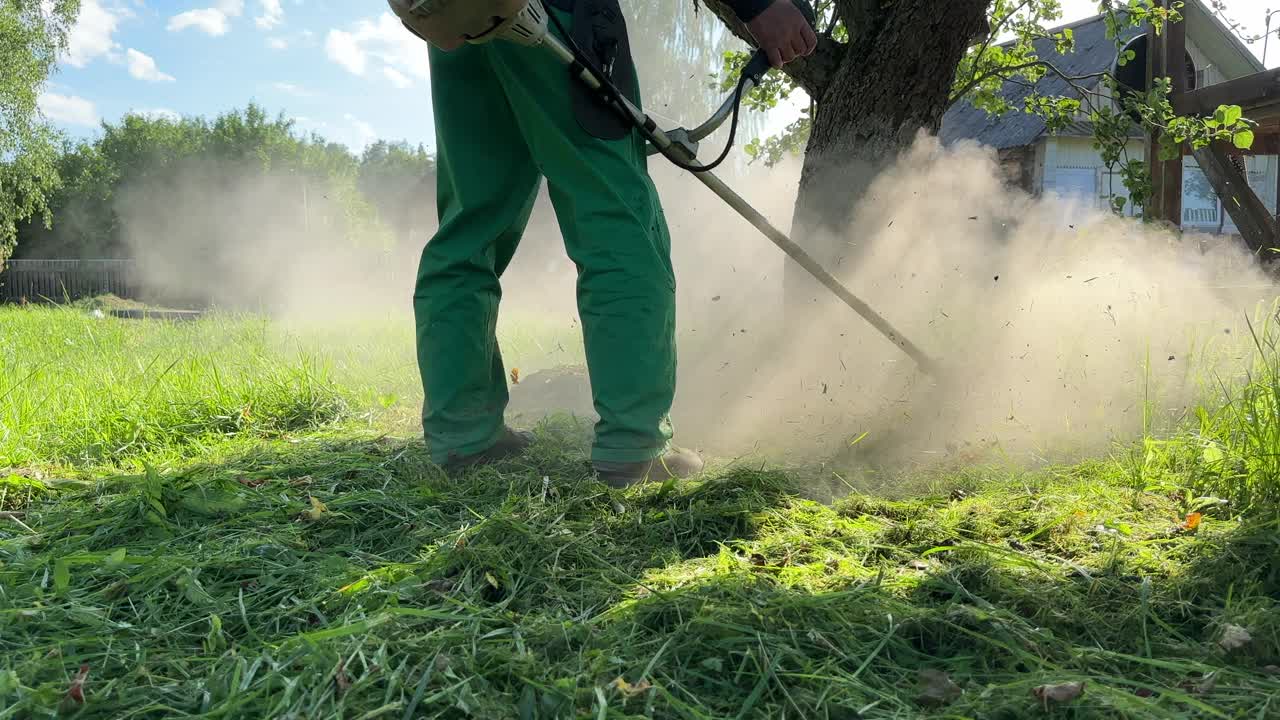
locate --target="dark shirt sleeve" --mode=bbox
[722,0,773,22]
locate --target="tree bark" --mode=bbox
[783,0,990,309]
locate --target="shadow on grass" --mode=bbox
[2,422,1278,719]
[587,498,1280,719]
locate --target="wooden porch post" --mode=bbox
[1191,143,1280,254]
[1145,0,1185,226]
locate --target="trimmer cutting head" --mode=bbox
[388,0,548,49]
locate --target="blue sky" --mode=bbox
[39,0,437,153]
[37,1,1280,156]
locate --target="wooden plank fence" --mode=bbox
[0,259,139,304]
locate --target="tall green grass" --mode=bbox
[0,307,584,468]
[1116,301,1280,519]
[1189,307,1280,513]
[0,308,344,467]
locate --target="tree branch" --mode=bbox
[960,0,1036,91]
[833,0,878,46]
[948,59,1111,107]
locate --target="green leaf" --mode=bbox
[0,669,19,696]
[1233,129,1254,150]
[203,614,226,653]
[179,489,245,516]
[518,685,537,720]
[53,558,70,594]
[654,475,678,501]
[1223,105,1242,125]
[104,548,127,569]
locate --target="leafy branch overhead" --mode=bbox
[707,0,1254,214]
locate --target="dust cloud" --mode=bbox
[653,135,1278,471]
[114,158,408,318]
[107,113,1276,475]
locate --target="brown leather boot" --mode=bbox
[593,447,704,488]
[442,426,535,475]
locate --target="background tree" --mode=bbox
[357,140,436,249]
[0,0,81,266]
[15,106,391,266]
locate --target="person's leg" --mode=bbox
[484,5,691,470]
[416,43,541,466]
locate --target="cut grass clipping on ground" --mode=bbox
[1,305,1279,719]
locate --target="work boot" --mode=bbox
[441,426,535,475]
[594,447,704,489]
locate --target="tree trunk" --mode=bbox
[784,0,990,309]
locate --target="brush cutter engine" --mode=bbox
[388,0,548,48]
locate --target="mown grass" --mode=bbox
[1,305,1279,719]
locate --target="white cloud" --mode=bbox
[325,29,366,75]
[267,36,288,50]
[168,9,230,35]
[294,114,373,151]
[272,81,314,97]
[62,0,122,67]
[325,13,429,87]
[38,92,100,127]
[293,115,329,134]
[134,108,181,121]
[57,2,180,87]
[382,67,411,89]
[168,0,244,36]
[125,48,175,82]
[255,0,284,29]
[344,113,377,150]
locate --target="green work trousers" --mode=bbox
[416,13,677,465]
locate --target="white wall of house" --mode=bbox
[1040,137,1278,232]
[1041,136,1147,218]
[1035,32,1276,233]
[1185,38,1227,89]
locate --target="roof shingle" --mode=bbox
[939,14,1144,149]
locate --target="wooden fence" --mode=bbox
[0,259,138,304]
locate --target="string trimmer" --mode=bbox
[390,0,941,376]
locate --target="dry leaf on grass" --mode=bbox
[58,664,90,712]
[335,661,351,695]
[611,677,652,698]
[305,496,329,521]
[1218,624,1252,652]
[1033,681,1085,708]
[915,669,962,707]
[1178,672,1217,695]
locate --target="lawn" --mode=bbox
[1,305,1278,719]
